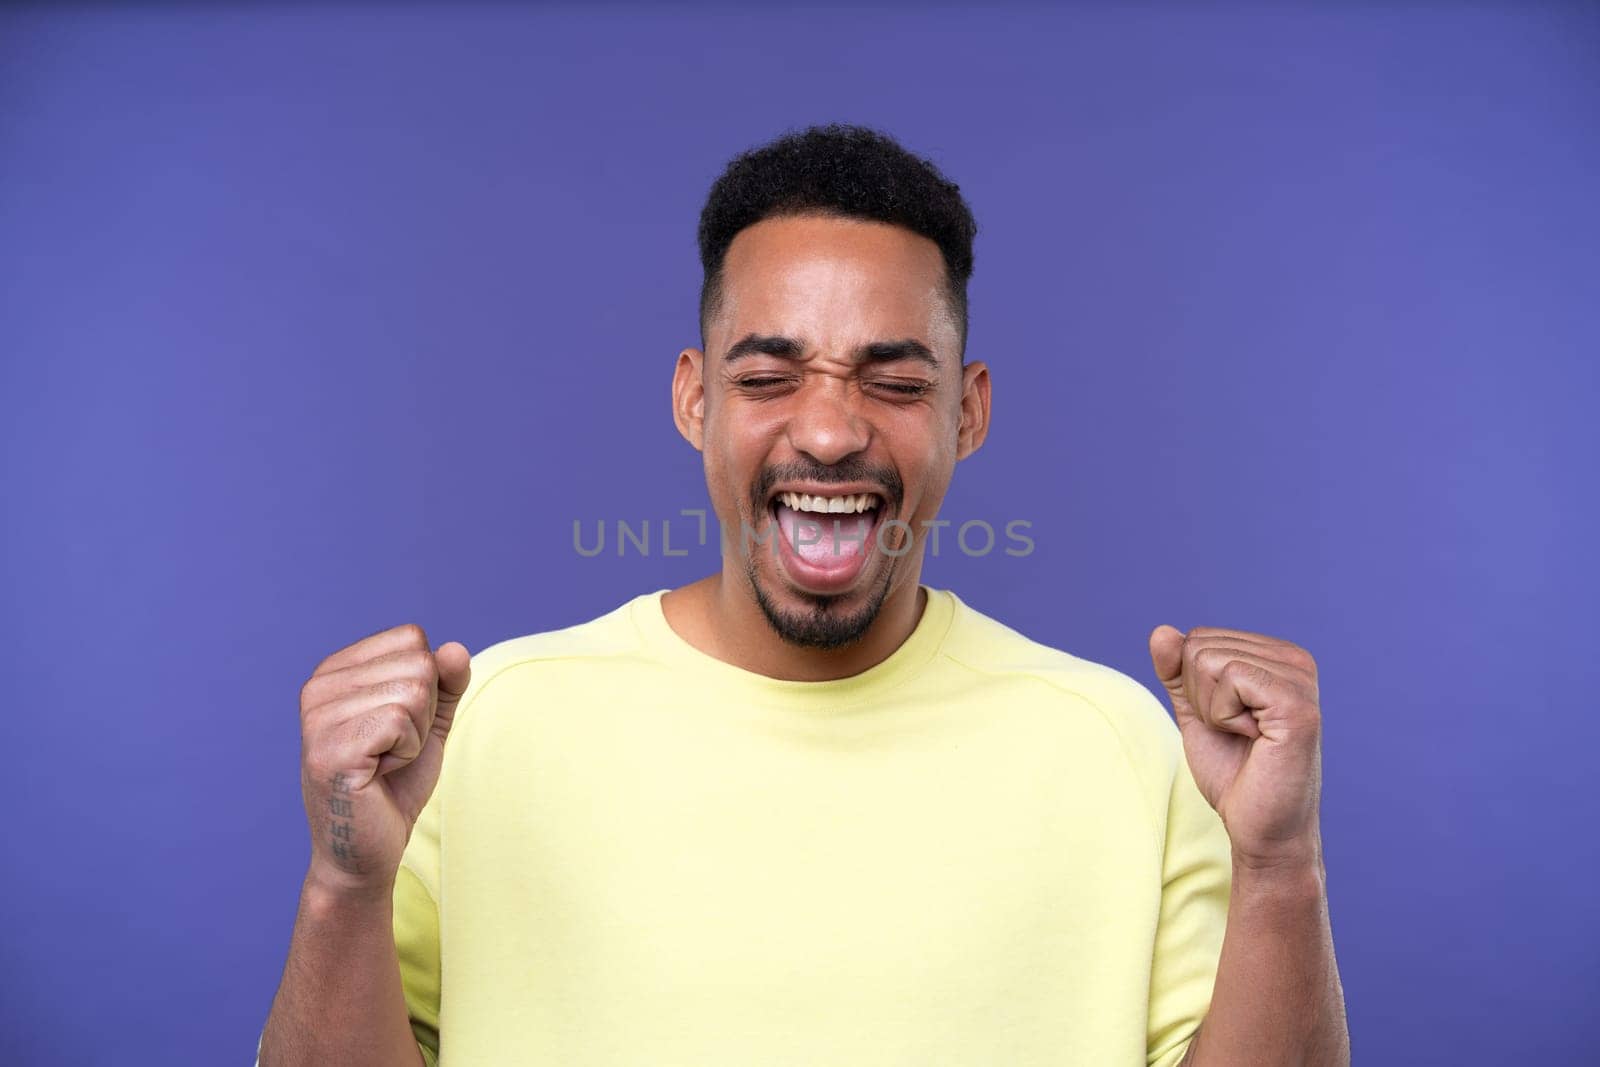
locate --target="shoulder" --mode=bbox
[937,589,1182,775]
[453,592,653,718]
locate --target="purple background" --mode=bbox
[2,4,1595,1063]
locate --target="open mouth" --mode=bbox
[764,490,888,594]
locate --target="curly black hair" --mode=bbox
[697,123,978,359]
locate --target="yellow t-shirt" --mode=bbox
[264,585,1232,1066]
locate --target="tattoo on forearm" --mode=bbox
[327,771,363,874]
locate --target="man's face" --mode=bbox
[674,213,989,649]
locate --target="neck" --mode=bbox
[662,563,928,682]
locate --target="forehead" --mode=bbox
[712,214,957,356]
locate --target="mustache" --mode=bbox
[751,459,904,515]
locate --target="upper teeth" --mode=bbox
[778,492,880,514]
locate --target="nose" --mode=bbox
[785,376,872,467]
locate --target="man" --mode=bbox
[257,124,1348,1066]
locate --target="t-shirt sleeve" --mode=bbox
[1145,746,1233,1067]
[394,864,441,1065]
[394,765,446,1067]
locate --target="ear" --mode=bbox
[672,347,707,451]
[955,359,991,460]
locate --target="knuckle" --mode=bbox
[300,705,329,742]
[382,704,420,751]
[378,676,429,705]
[1293,701,1323,731]
[1222,658,1264,684]
[404,648,439,683]
[395,622,430,649]
[303,743,334,780]
[350,714,376,743]
[390,705,424,746]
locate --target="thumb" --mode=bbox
[430,641,472,738]
[1148,624,1185,698]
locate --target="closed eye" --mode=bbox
[871,381,930,397]
[732,375,929,397]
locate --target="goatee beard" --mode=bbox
[746,557,895,651]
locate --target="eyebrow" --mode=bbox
[722,333,939,369]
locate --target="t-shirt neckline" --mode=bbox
[629,583,957,711]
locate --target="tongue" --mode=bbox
[776,504,874,569]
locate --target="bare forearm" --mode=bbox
[258,874,425,1067]
[1182,849,1350,1067]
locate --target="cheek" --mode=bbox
[909,465,954,515]
[703,414,773,512]
[894,414,959,491]
[716,402,785,455]
[900,448,961,519]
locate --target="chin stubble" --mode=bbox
[745,551,896,651]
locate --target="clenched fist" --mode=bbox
[1148,624,1324,872]
[298,624,471,898]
